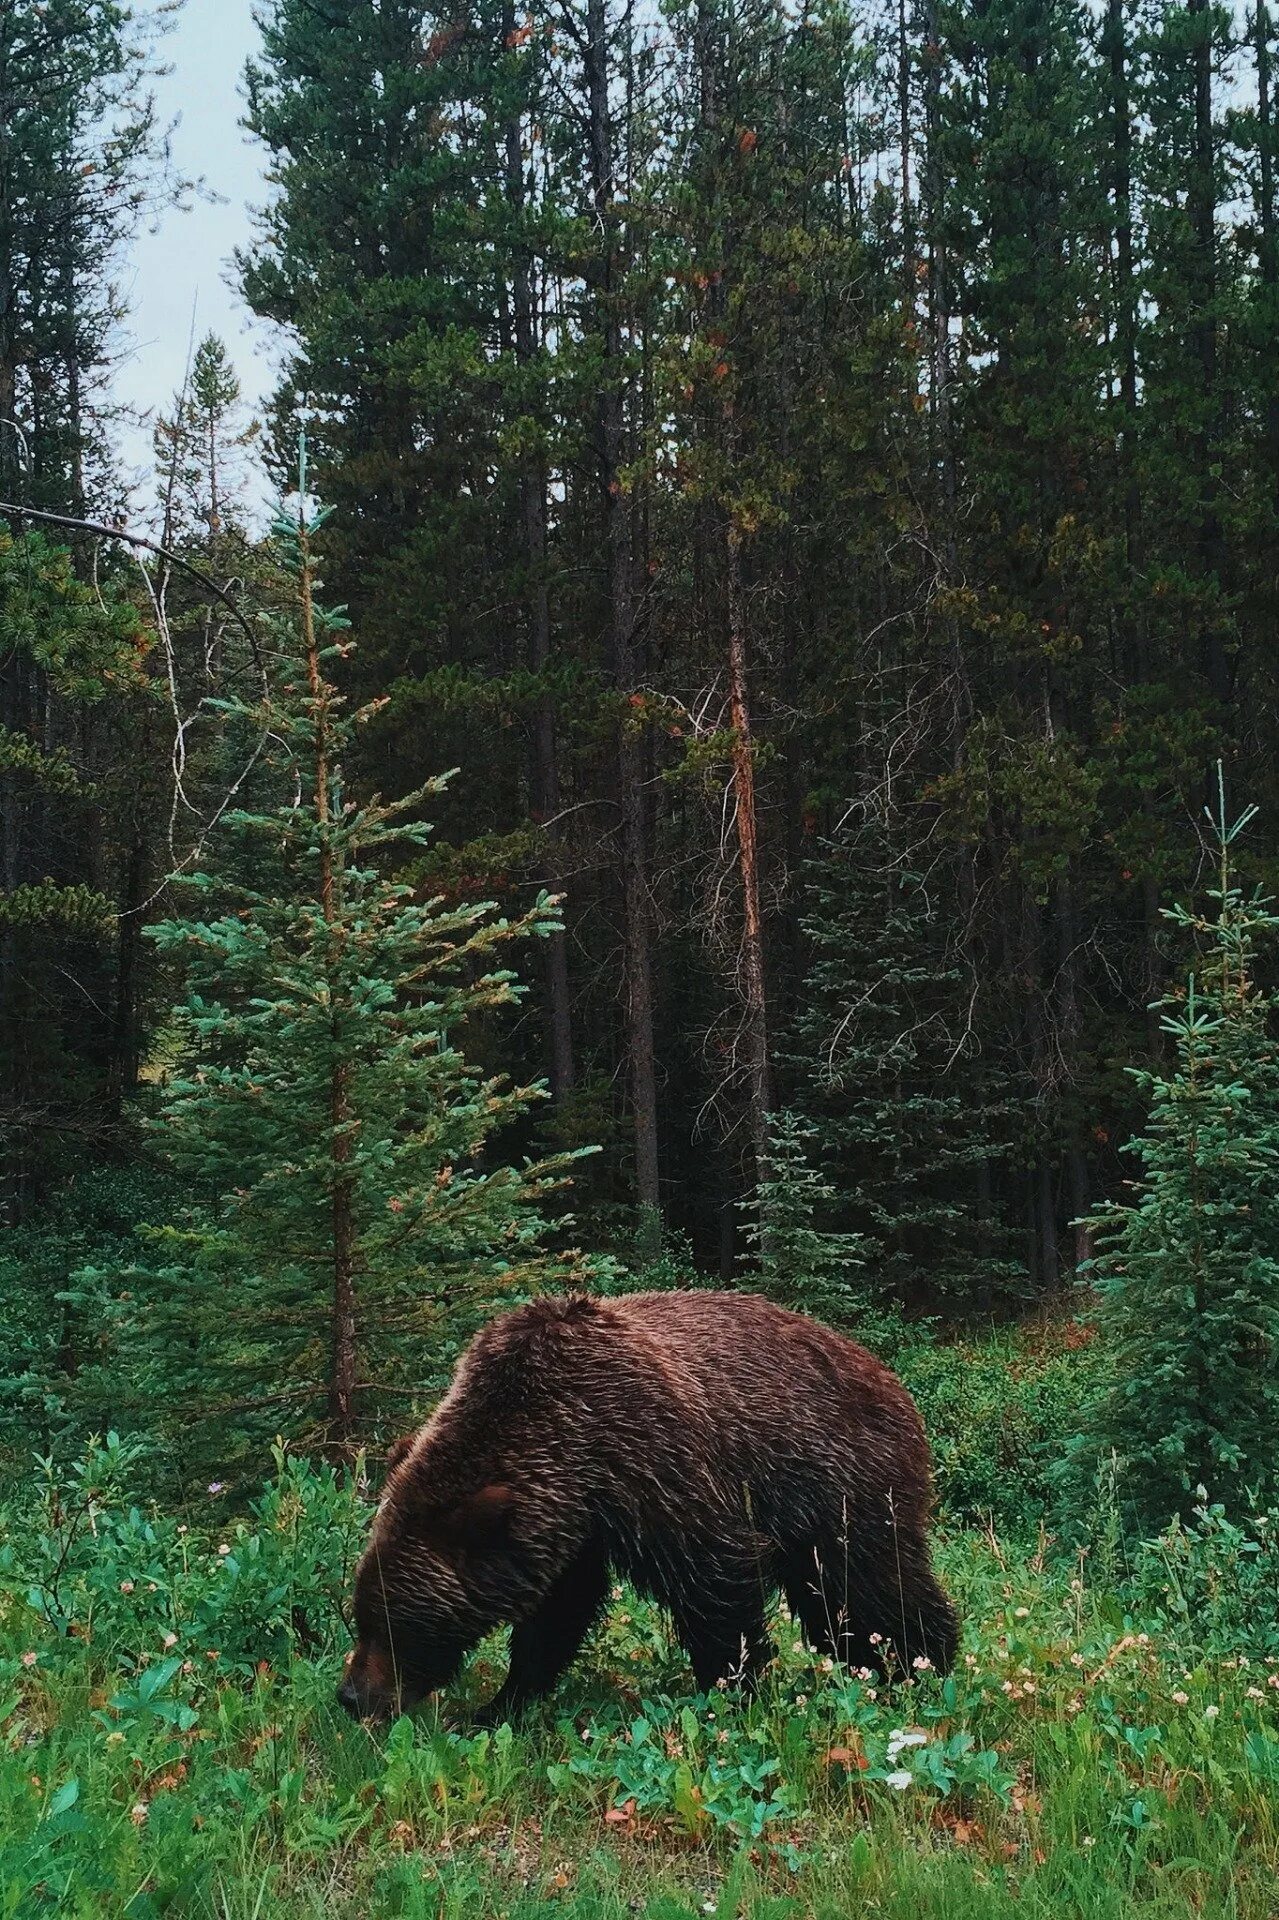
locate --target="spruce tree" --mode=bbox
[789,806,1018,1308]
[125,467,591,1459]
[1077,776,1279,1527]
[744,1108,868,1329]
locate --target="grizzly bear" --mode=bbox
[338,1291,957,1722]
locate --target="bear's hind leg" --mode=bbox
[791,1538,958,1680]
[784,1544,855,1663]
[477,1545,609,1725]
[846,1537,958,1678]
[673,1594,775,1696]
[892,1561,959,1677]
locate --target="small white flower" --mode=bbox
[884,1770,914,1791]
[162,1632,177,1650]
[1204,1704,1220,1720]
[217,1544,231,1557]
[1014,1607,1030,1618]
[1172,1691,1189,1705]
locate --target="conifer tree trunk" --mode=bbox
[692,0,772,1193]
[582,0,660,1220]
[1257,2,1279,484]
[1106,0,1144,643]
[300,514,357,1442]
[503,11,575,1099]
[726,510,771,1185]
[1188,0,1231,708]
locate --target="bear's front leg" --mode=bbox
[475,1546,609,1726]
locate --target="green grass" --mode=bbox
[2,1445,1278,1917]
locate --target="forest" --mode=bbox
[2,0,1279,1913]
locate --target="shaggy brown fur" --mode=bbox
[339,1291,958,1721]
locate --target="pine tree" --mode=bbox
[123,466,592,1460]
[153,332,258,549]
[790,804,1019,1308]
[1077,775,1279,1527]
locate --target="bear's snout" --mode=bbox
[337,1640,405,1721]
[335,1674,364,1717]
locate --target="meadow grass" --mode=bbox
[2,1449,1278,1917]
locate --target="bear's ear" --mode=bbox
[385,1434,415,1473]
[441,1483,519,1552]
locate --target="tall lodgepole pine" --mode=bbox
[726,503,771,1185]
[502,0,575,1102]
[296,494,357,1439]
[1188,0,1231,710]
[580,0,660,1222]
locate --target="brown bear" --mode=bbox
[338,1291,957,1722]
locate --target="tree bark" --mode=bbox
[726,513,771,1186]
[1105,0,1145,665]
[1188,0,1231,708]
[300,511,357,1443]
[1257,3,1279,487]
[503,11,575,1099]
[583,0,660,1219]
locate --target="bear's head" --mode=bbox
[338,1473,521,1720]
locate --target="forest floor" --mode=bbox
[2,1445,1278,1920]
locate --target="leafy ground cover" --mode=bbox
[2,1439,1278,1918]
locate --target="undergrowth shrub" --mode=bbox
[1124,1498,1279,1659]
[899,1331,1102,1532]
[0,1434,368,1679]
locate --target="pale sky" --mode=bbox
[114,0,278,503]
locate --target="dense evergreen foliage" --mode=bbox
[1074,782,1279,1523]
[2,0,1279,1517]
[226,0,1279,1291]
[125,477,587,1459]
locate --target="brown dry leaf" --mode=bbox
[604,1799,636,1828]
[825,1745,868,1770]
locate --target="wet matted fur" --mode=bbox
[338,1291,958,1721]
